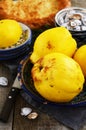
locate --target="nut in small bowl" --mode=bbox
[55,7,86,47]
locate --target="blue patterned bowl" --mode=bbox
[0,22,32,60]
[18,56,86,107]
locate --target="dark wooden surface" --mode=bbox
[0,63,85,130]
[0,1,86,130]
[0,62,68,130]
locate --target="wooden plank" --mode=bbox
[0,63,16,130]
[0,113,13,130]
[13,96,71,130]
[71,0,86,8]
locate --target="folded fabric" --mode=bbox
[21,90,86,130]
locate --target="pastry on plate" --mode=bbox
[0,0,71,29]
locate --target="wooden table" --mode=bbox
[0,1,86,130]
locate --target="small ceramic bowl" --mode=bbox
[0,22,32,60]
[55,7,86,47]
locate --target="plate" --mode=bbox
[0,0,71,29]
[18,56,86,107]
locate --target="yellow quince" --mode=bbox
[30,27,77,63]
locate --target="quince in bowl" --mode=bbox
[18,52,86,107]
[18,26,86,107]
[0,19,32,60]
[31,52,84,103]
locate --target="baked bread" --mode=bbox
[0,0,71,29]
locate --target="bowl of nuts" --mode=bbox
[0,19,32,61]
[55,7,86,47]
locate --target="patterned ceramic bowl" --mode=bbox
[0,22,32,60]
[18,56,86,107]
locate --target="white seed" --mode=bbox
[81,26,86,30]
[66,10,76,19]
[74,26,81,31]
[21,107,32,116]
[74,20,82,26]
[61,22,68,28]
[70,21,77,27]
[68,10,76,15]
[0,77,8,86]
[82,16,86,25]
[27,112,38,119]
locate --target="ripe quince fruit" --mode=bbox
[31,52,84,103]
[0,19,22,48]
[73,45,86,78]
[30,27,77,63]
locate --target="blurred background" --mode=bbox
[71,0,86,7]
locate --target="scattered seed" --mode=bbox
[21,107,32,116]
[27,112,38,119]
[0,77,8,86]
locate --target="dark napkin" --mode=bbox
[20,90,86,130]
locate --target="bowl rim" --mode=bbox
[55,6,86,33]
[0,22,32,51]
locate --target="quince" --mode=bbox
[31,53,84,103]
[0,19,22,48]
[73,45,86,78]
[30,27,77,63]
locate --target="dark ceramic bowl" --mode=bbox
[0,22,32,60]
[18,56,86,107]
[55,7,86,47]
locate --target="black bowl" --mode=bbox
[18,56,86,107]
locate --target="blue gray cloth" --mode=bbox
[21,90,86,130]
